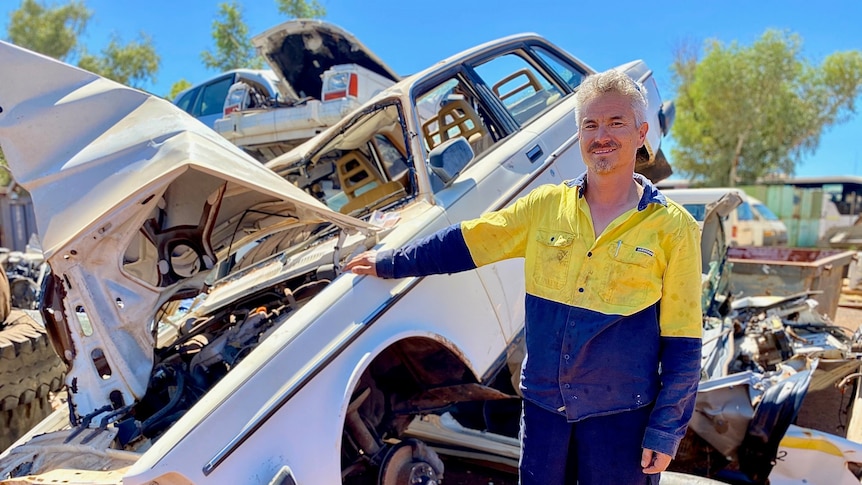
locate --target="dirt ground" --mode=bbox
[833,304,862,333]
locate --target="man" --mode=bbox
[346,69,702,484]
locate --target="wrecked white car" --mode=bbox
[0,30,674,484]
[214,20,400,163]
[670,191,862,485]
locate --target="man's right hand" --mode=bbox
[345,251,379,276]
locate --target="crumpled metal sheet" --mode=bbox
[0,428,135,479]
[689,372,758,459]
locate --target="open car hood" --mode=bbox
[0,41,376,418]
[252,19,400,102]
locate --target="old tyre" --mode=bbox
[9,277,39,311]
[0,268,11,323]
[0,311,66,452]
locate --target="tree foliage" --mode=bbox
[78,34,160,89]
[201,0,327,73]
[201,2,263,71]
[671,30,862,186]
[6,0,90,61]
[169,79,193,101]
[276,0,326,18]
[0,149,9,188]
[6,0,159,89]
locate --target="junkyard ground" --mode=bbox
[834,302,862,332]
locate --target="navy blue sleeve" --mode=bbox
[643,336,702,457]
[376,223,478,279]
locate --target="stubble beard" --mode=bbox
[586,141,620,175]
[590,157,615,174]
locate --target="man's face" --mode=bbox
[578,92,648,175]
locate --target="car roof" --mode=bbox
[173,68,277,101]
[266,32,596,171]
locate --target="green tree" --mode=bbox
[6,0,160,88]
[671,30,862,186]
[78,34,160,89]
[169,79,193,101]
[201,1,263,71]
[276,0,326,18]
[6,0,90,61]
[0,149,9,188]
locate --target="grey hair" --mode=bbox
[573,69,648,127]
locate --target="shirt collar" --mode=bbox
[566,172,667,210]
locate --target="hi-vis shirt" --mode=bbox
[375,173,702,457]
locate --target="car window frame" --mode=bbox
[524,41,590,88]
[195,74,239,118]
[527,43,588,92]
[462,42,589,130]
[404,39,591,195]
[469,50,565,126]
[175,87,201,115]
[300,98,419,214]
[410,66,515,161]
[737,202,754,221]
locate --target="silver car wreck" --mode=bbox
[0,30,676,484]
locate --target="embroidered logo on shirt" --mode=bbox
[635,247,654,257]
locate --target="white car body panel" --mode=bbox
[0,30,684,485]
[0,41,375,419]
[770,425,862,485]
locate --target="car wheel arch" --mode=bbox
[338,333,513,477]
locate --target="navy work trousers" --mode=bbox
[518,399,659,484]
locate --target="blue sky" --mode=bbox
[2,0,861,178]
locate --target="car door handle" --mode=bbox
[526,144,543,163]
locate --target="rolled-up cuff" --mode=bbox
[642,427,681,458]
[375,249,396,279]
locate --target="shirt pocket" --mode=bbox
[532,229,575,290]
[598,241,658,307]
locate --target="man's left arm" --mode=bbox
[642,217,703,464]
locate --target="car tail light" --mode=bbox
[223,83,249,116]
[732,225,737,238]
[323,72,358,101]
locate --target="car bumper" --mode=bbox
[215,98,363,148]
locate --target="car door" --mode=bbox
[419,42,590,341]
[192,74,239,128]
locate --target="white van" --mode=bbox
[663,188,789,246]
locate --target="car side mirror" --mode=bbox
[429,137,474,185]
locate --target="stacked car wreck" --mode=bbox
[213,21,401,163]
[0,19,861,485]
[0,26,675,484]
